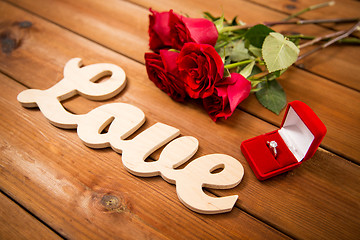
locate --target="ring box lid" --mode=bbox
[279,100,327,162]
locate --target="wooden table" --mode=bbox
[0,0,359,239]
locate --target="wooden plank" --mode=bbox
[6,0,360,91]
[0,73,289,239]
[3,0,360,161]
[0,2,359,239]
[0,192,62,240]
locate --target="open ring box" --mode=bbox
[240,101,327,180]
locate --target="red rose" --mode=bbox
[145,50,186,101]
[177,42,224,99]
[203,73,251,121]
[169,10,218,50]
[148,9,218,52]
[148,9,172,51]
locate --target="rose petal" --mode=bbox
[226,73,251,112]
[160,49,179,75]
[177,43,224,99]
[182,17,218,47]
[169,11,218,50]
[145,51,186,102]
[149,9,172,51]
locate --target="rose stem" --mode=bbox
[220,18,358,33]
[224,59,256,69]
[298,30,346,48]
[336,38,360,44]
[297,21,360,61]
[265,18,359,27]
[286,34,360,44]
[282,1,335,21]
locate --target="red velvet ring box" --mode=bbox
[240,101,327,180]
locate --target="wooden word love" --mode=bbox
[17,58,244,214]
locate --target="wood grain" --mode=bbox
[0,192,62,240]
[5,0,360,91]
[0,2,359,239]
[3,0,360,162]
[0,73,288,239]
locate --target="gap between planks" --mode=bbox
[294,64,360,93]
[0,189,65,240]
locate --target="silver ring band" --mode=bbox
[267,141,278,158]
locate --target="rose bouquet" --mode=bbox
[145,9,251,121]
[144,4,359,121]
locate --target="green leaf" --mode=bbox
[239,61,255,78]
[255,80,287,115]
[244,24,275,48]
[203,12,219,21]
[248,44,262,58]
[250,80,264,88]
[250,87,262,93]
[218,46,226,60]
[262,32,300,73]
[289,37,300,46]
[239,64,262,79]
[213,15,225,33]
[249,65,262,77]
[224,57,231,65]
[230,16,238,26]
[266,68,287,81]
[227,40,251,62]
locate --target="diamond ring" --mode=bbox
[267,141,278,158]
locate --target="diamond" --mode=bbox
[269,141,277,148]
